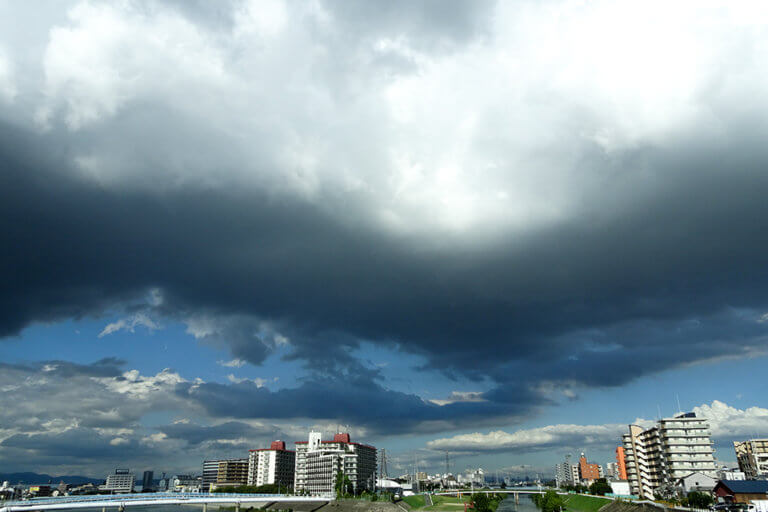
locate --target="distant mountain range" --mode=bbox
[0,472,103,485]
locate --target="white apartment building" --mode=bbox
[734,439,768,479]
[248,441,296,488]
[658,413,716,481]
[294,432,377,495]
[555,458,573,488]
[605,462,619,480]
[102,469,135,494]
[622,412,716,499]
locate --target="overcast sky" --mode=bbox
[2,0,768,479]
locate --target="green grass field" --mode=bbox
[427,495,468,509]
[403,494,470,512]
[562,494,612,512]
[402,495,427,508]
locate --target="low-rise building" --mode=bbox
[610,481,632,496]
[717,468,746,481]
[713,480,768,504]
[172,474,201,493]
[578,453,602,485]
[102,469,135,494]
[676,472,717,494]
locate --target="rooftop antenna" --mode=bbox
[657,405,662,420]
[676,394,682,414]
[445,451,450,475]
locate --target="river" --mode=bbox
[497,495,539,512]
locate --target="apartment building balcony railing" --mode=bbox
[662,440,714,448]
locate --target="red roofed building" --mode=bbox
[248,440,295,488]
[294,431,377,494]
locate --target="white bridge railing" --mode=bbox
[0,492,333,512]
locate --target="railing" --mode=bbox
[2,492,334,507]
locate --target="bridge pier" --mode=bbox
[515,492,519,504]
[235,502,240,512]
[203,504,207,512]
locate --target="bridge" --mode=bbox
[434,488,553,496]
[0,492,333,512]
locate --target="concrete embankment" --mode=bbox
[313,500,408,512]
[599,500,697,512]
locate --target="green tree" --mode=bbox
[687,491,714,509]
[500,481,507,490]
[334,471,352,498]
[471,493,491,512]
[533,490,565,512]
[588,479,612,496]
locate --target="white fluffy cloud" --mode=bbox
[694,400,768,438]
[98,313,160,338]
[218,358,247,368]
[0,47,15,102]
[427,422,626,453]
[36,1,230,130]
[2,0,764,235]
[427,400,768,453]
[430,391,488,406]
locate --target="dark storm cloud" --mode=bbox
[4,0,768,436]
[179,373,541,435]
[0,428,153,461]
[158,421,282,447]
[4,117,768,403]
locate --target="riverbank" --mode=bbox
[402,494,469,512]
[560,495,613,512]
[401,493,507,512]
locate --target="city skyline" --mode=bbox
[2,0,768,479]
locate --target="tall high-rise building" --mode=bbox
[616,446,628,480]
[622,412,716,499]
[658,413,716,482]
[623,424,662,499]
[294,432,377,494]
[248,440,296,488]
[555,454,573,488]
[202,459,248,491]
[142,471,154,491]
[217,459,249,486]
[202,460,220,491]
[734,439,768,479]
